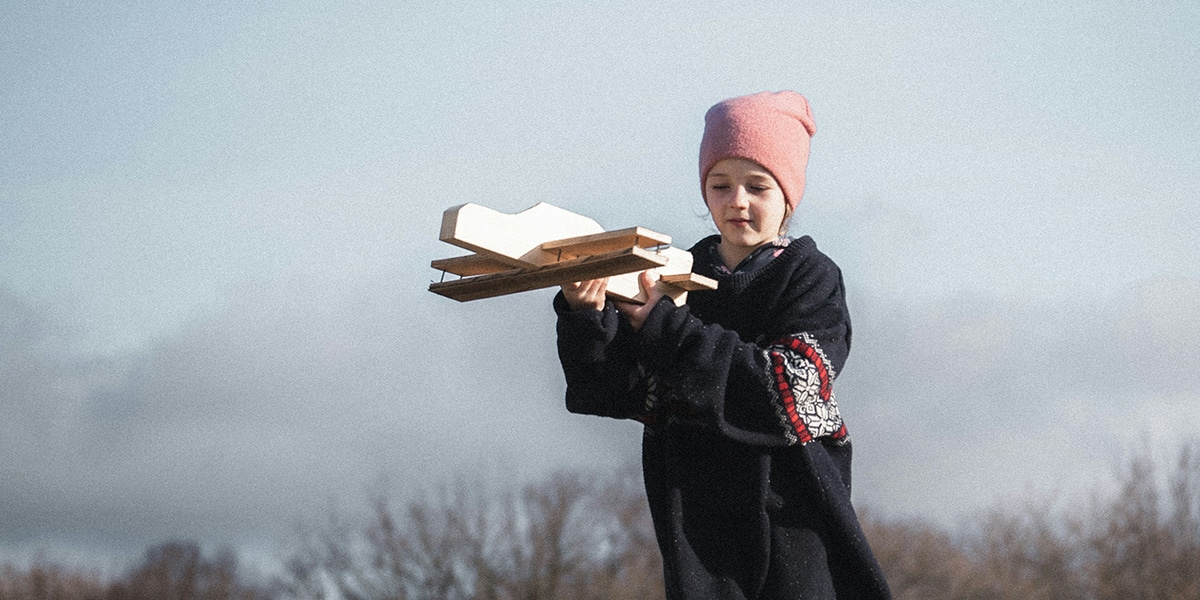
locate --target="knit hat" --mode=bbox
[699,90,816,211]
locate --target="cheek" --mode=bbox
[764,198,789,229]
[704,193,726,215]
[707,208,724,230]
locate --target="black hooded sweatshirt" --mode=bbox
[554,234,891,599]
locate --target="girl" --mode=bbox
[555,91,891,599]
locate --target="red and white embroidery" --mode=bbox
[765,333,848,446]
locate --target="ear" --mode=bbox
[778,203,794,235]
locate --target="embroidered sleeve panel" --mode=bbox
[765,332,848,446]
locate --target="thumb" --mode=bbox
[639,270,654,290]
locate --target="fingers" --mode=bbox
[613,271,663,331]
[579,278,607,300]
[639,270,663,305]
[561,278,608,311]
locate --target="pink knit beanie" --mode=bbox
[699,90,817,211]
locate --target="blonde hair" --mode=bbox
[779,204,794,236]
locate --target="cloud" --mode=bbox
[836,277,1200,525]
[0,278,640,567]
[9,273,1200,561]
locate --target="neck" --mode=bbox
[717,239,772,269]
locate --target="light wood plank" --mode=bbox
[430,254,512,277]
[660,272,719,291]
[439,202,605,267]
[539,227,671,258]
[429,246,669,302]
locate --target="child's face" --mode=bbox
[704,157,789,260]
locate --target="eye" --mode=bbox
[709,183,730,190]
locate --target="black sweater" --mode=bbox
[555,235,891,599]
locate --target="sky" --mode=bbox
[3,0,1199,577]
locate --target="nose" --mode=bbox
[730,186,751,208]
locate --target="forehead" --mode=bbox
[707,157,773,177]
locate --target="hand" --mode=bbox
[614,271,663,331]
[561,278,608,311]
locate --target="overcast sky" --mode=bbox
[3,0,1199,576]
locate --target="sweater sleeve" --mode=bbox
[634,261,851,447]
[553,292,648,420]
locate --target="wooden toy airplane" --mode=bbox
[429,203,717,304]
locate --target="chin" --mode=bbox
[731,236,768,248]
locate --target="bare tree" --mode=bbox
[861,516,991,600]
[863,441,1200,600]
[278,489,474,600]
[1082,445,1200,599]
[106,541,272,600]
[581,464,663,600]
[969,506,1087,600]
[276,465,664,600]
[0,561,108,600]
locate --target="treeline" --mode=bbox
[0,542,272,600]
[4,444,1199,600]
